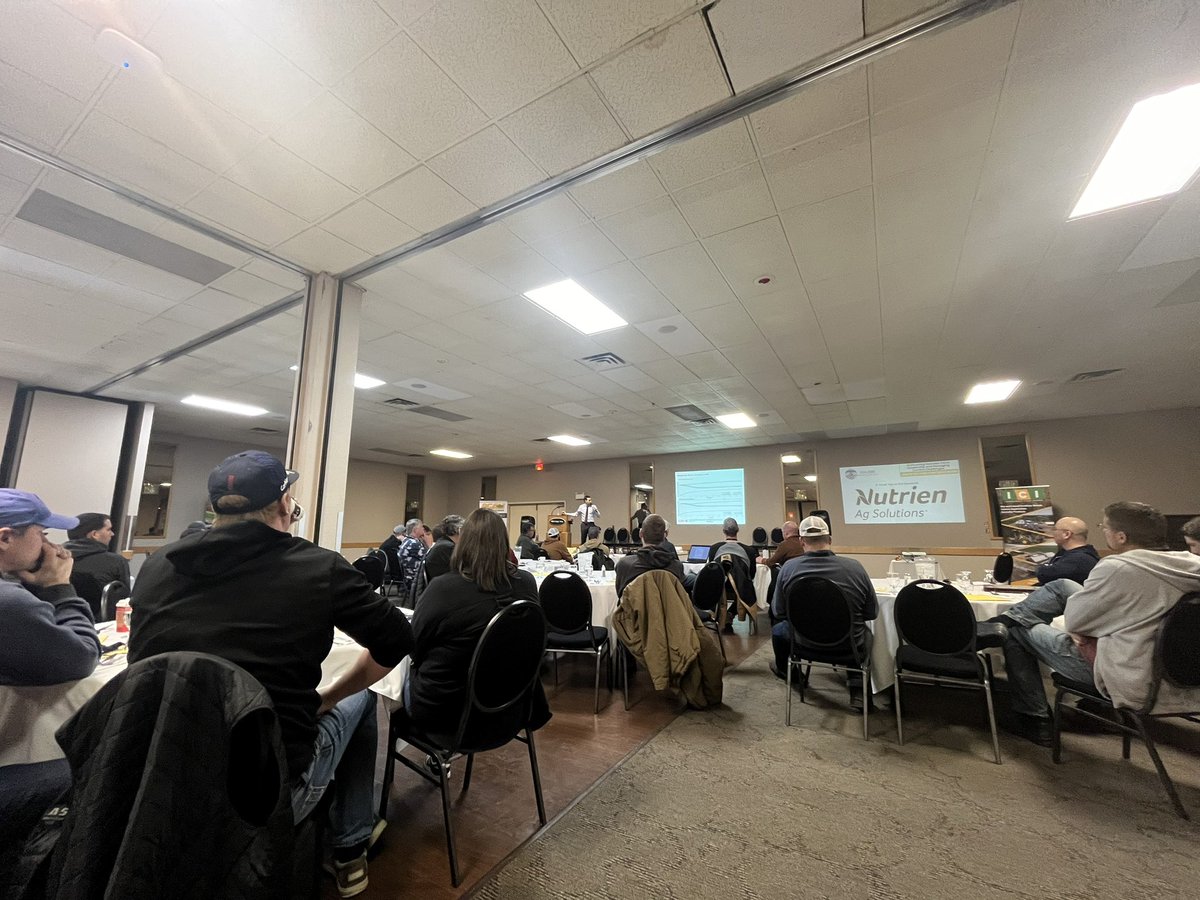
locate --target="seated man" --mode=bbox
[540,527,574,563]
[760,520,803,571]
[128,452,413,898]
[393,519,429,598]
[0,490,99,872]
[516,521,548,560]
[379,521,406,580]
[1034,516,1100,585]
[65,512,131,619]
[708,518,756,572]
[1182,516,1200,555]
[577,525,611,556]
[771,516,877,710]
[615,515,685,597]
[997,501,1200,746]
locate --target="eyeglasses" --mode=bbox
[290,501,304,523]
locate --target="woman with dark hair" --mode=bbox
[406,508,539,734]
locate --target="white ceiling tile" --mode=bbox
[674,163,775,239]
[1,1,114,101]
[186,178,308,247]
[635,314,714,357]
[762,120,872,212]
[597,195,695,258]
[103,256,206,301]
[871,89,1001,181]
[408,0,578,118]
[271,92,416,194]
[806,269,880,315]
[477,247,564,294]
[874,152,984,266]
[243,258,308,291]
[374,0,439,27]
[750,67,868,154]
[0,173,30,217]
[504,194,589,243]
[634,242,739,312]
[1119,190,1200,272]
[709,0,862,92]
[780,186,876,283]
[530,223,625,276]
[648,119,757,191]
[321,200,420,256]
[675,348,737,380]
[225,140,357,222]
[685,303,763,349]
[398,249,512,307]
[208,268,294,305]
[591,15,729,139]
[568,161,665,219]
[500,76,628,176]
[538,0,694,66]
[444,224,528,267]
[703,217,804,300]
[427,127,545,208]
[216,0,399,86]
[145,1,322,133]
[0,62,85,149]
[369,166,475,234]
[61,113,215,206]
[878,253,957,313]
[334,33,487,159]
[576,261,676,325]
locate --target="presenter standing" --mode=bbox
[570,495,600,546]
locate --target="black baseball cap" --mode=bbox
[208,451,298,512]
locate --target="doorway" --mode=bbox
[507,500,566,546]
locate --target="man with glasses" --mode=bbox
[995,501,1200,746]
[129,451,413,897]
[1034,516,1099,585]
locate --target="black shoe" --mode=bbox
[769,661,787,681]
[848,689,875,712]
[987,613,1020,629]
[1001,713,1052,747]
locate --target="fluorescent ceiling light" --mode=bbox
[547,434,591,446]
[633,483,654,491]
[159,482,173,488]
[430,448,473,459]
[181,394,267,416]
[354,373,385,389]
[780,454,802,464]
[804,474,818,483]
[523,279,627,335]
[716,412,757,429]
[965,379,1021,404]
[1071,82,1200,218]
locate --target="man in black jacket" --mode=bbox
[65,512,130,619]
[129,451,413,898]
[616,515,685,597]
[1035,516,1100,585]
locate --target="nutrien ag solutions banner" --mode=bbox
[840,460,966,523]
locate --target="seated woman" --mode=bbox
[406,508,540,736]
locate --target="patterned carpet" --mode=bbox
[472,645,1199,899]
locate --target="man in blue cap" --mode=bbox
[129,451,413,898]
[0,489,100,872]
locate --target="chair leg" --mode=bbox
[715,624,726,663]
[1130,714,1189,820]
[982,668,1002,765]
[785,659,793,726]
[461,753,475,793]
[861,666,870,742]
[378,718,396,821]
[1121,715,1132,759]
[525,728,547,825]
[1052,687,1065,764]
[622,646,630,711]
[553,652,559,686]
[894,674,905,745]
[593,649,602,714]
[437,759,460,887]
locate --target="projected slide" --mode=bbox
[675,468,746,525]
[840,460,965,524]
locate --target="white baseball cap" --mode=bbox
[547,527,560,538]
[798,515,830,536]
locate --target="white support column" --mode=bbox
[287,273,362,551]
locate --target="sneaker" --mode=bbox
[1001,713,1053,747]
[366,818,387,859]
[768,661,787,681]
[331,852,368,898]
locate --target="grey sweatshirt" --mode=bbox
[0,577,100,686]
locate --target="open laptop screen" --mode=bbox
[686,544,711,563]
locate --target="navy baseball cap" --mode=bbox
[0,489,79,530]
[208,451,299,512]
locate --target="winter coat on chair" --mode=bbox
[613,568,724,709]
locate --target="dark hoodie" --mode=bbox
[1036,543,1101,585]
[128,521,413,780]
[615,545,685,597]
[64,537,130,619]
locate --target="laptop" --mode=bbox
[686,544,711,563]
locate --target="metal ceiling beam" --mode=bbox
[339,0,1017,283]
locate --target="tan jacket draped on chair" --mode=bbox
[613,568,724,709]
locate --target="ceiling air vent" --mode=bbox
[249,426,281,434]
[368,447,424,458]
[1066,368,1124,383]
[578,352,627,371]
[665,403,713,423]
[410,406,471,422]
[384,397,420,406]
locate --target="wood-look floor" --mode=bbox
[323,624,771,899]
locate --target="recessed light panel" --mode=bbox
[716,412,756,429]
[354,373,386,389]
[965,380,1021,404]
[523,279,627,335]
[430,448,473,459]
[1071,82,1200,218]
[780,454,802,464]
[547,434,591,446]
[804,474,819,482]
[181,394,267,416]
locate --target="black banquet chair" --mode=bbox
[603,526,616,544]
[99,580,129,622]
[1051,591,1200,819]
[616,527,630,546]
[752,526,768,546]
[366,547,392,593]
[540,570,612,713]
[782,576,873,739]
[992,551,1014,584]
[690,562,726,661]
[351,554,385,591]
[893,580,1004,764]
[377,601,548,886]
[770,527,784,545]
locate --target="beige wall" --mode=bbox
[0,377,17,458]
[342,459,449,552]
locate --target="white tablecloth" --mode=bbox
[0,625,391,766]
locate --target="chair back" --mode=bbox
[1156,592,1200,690]
[691,561,725,613]
[784,577,855,650]
[630,526,640,545]
[99,580,129,621]
[603,526,616,544]
[752,526,768,545]
[591,548,615,570]
[453,601,547,748]
[539,570,593,634]
[770,527,784,545]
[993,552,1014,583]
[352,555,385,590]
[616,527,630,544]
[894,580,977,655]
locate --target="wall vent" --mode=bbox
[1067,368,1124,383]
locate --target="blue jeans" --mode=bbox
[290,690,377,850]
[1001,580,1096,718]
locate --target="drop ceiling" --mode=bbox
[0,0,1198,467]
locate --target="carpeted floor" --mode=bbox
[472,645,1199,899]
